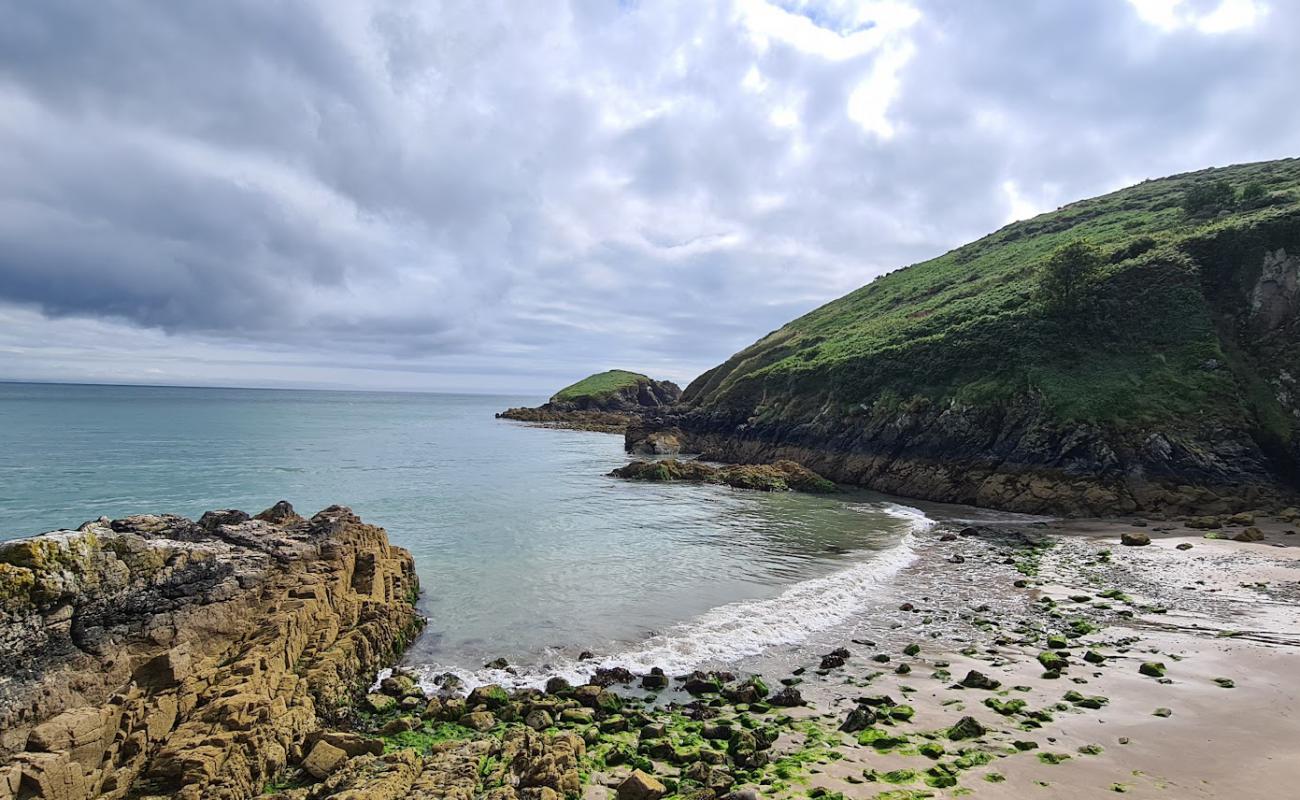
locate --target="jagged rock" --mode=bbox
[947,716,987,740]
[0,505,421,800]
[769,687,803,707]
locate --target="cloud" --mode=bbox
[0,0,1296,394]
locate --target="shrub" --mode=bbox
[1037,241,1103,314]
[1181,179,1236,216]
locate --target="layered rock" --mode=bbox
[0,504,421,800]
[610,458,836,493]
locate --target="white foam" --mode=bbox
[408,502,932,694]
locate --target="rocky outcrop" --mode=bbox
[0,504,421,800]
[610,458,836,493]
[627,397,1281,516]
[498,371,682,434]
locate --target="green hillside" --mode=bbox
[687,159,1300,435]
[552,369,650,403]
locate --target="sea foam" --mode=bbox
[409,502,934,693]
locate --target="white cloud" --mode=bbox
[1127,0,1265,33]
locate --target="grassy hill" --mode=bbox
[666,158,1300,514]
[551,370,653,404]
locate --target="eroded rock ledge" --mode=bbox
[0,504,423,800]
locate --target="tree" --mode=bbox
[1181,179,1236,217]
[1037,241,1102,314]
[1240,181,1268,208]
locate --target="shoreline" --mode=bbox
[3,503,1297,799]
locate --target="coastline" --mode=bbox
[2,502,1297,799]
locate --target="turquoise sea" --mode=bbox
[0,382,1008,688]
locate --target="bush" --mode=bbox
[1181,179,1236,216]
[1037,241,1103,314]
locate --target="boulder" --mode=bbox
[301,740,350,779]
[1233,527,1265,542]
[1121,531,1151,546]
[617,769,667,800]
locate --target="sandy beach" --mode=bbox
[574,513,1300,799]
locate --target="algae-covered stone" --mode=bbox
[1153,707,1172,717]
[1121,532,1150,546]
[1138,661,1166,678]
[365,693,397,714]
[468,683,511,709]
[903,643,921,656]
[947,716,986,740]
[1233,527,1265,542]
[617,769,667,800]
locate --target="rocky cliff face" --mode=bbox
[0,504,422,800]
[630,160,1300,516]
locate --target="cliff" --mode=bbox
[630,158,1300,515]
[0,503,422,800]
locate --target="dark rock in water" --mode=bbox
[939,533,957,542]
[960,670,1001,690]
[592,666,635,686]
[819,653,846,670]
[610,458,836,494]
[641,670,669,690]
[579,650,595,660]
[949,554,966,563]
[545,676,572,695]
[959,527,980,537]
[1176,542,1194,550]
[1121,531,1151,546]
[899,602,915,611]
[839,704,878,732]
[895,663,911,675]
[769,686,804,707]
[947,716,987,740]
[484,657,509,670]
[682,671,722,695]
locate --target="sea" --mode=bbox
[0,381,1033,692]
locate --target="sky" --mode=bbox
[0,0,1297,396]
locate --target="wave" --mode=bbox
[406,502,933,694]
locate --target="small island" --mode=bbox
[497,369,681,433]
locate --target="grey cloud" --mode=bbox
[0,0,1298,393]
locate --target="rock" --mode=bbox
[592,666,635,686]
[839,705,877,733]
[1121,532,1151,546]
[1139,661,1167,678]
[484,657,510,670]
[366,693,398,714]
[468,683,511,709]
[819,653,846,670]
[301,740,350,779]
[617,769,667,800]
[1083,650,1106,665]
[959,670,1001,690]
[947,716,987,740]
[949,554,966,563]
[939,533,958,542]
[1176,542,1194,550]
[525,710,554,730]
[545,676,572,695]
[460,711,497,731]
[641,669,669,690]
[1153,707,1172,717]
[379,716,416,736]
[1228,512,1256,526]
[254,500,303,524]
[1233,527,1265,542]
[380,673,417,697]
[682,671,722,695]
[769,686,804,707]
[903,643,921,656]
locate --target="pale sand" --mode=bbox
[783,516,1300,799]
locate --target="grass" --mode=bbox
[684,158,1300,437]
[551,369,651,402]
